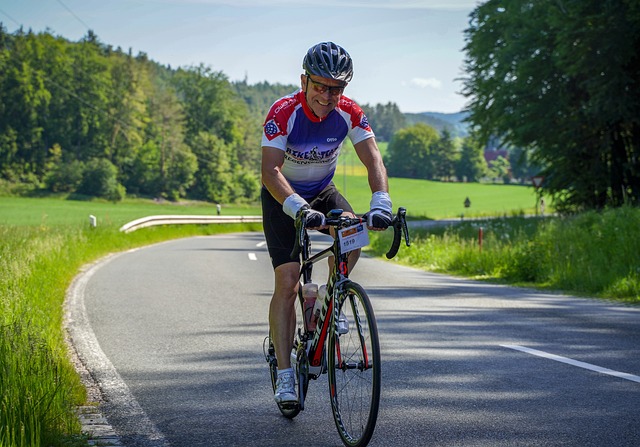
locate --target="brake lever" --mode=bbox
[290,211,306,260]
[400,207,411,248]
[386,207,408,259]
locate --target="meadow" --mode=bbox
[1,175,638,447]
[0,176,539,228]
[336,142,539,219]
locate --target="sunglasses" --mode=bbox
[306,75,346,97]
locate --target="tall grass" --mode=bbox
[0,222,262,447]
[1,226,84,446]
[369,207,640,303]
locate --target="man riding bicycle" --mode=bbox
[261,41,393,405]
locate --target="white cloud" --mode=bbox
[408,77,443,89]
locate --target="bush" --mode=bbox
[504,240,550,282]
[44,160,85,193]
[76,158,126,202]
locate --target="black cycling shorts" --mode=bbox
[261,183,354,269]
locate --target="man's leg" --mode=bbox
[270,262,300,403]
[269,261,299,371]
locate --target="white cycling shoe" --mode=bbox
[274,371,297,404]
[337,312,349,335]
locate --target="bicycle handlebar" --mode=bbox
[385,207,410,259]
[290,207,411,261]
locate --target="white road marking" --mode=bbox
[66,252,169,446]
[501,344,640,383]
[248,253,258,261]
[256,241,266,247]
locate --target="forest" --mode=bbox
[3,0,639,213]
[0,26,425,204]
[0,27,262,202]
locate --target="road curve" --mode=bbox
[67,233,640,447]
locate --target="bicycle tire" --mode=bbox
[327,281,381,447]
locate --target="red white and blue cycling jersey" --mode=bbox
[262,89,374,200]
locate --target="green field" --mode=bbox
[338,174,538,219]
[0,196,259,227]
[0,176,540,227]
[338,144,539,219]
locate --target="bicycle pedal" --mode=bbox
[279,401,300,410]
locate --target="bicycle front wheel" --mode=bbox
[327,281,381,447]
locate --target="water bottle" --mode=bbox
[312,285,327,327]
[302,283,318,331]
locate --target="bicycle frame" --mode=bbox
[297,213,360,374]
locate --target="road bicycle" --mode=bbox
[263,207,410,447]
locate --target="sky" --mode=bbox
[1,0,483,114]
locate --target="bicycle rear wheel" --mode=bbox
[327,281,381,447]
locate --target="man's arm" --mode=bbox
[354,137,393,230]
[261,145,295,204]
[354,137,388,194]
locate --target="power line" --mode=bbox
[54,0,93,31]
[0,7,21,27]
[0,1,90,34]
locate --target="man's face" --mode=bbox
[301,74,347,119]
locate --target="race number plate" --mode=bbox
[338,223,369,254]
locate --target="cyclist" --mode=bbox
[261,41,393,405]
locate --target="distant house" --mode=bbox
[484,148,509,166]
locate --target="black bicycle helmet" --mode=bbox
[303,42,353,83]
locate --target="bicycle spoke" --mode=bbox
[328,282,380,447]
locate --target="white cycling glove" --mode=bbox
[367,191,393,229]
[283,193,326,228]
[282,193,308,219]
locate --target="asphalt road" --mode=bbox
[72,232,640,447]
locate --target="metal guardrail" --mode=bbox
[119,215,263,233]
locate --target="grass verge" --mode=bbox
[368,206,640,303]
[0,222,261,447]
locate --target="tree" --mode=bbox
[432,128,458,180]
[76,158,125,201]
[361,102,406,142]
[172,65,258,200]
[135,75,194,199]
[164,146,198,201]
[489,155,512,184]
[172,65,245,148]
[43,144,84,192]
[190,132,234,202]
[0,28,269,202]
[456,134,487,182]
[105,51,147,168]
[509,144,540,183]
[462,0,640,211]
[385,123,439,179]
[64,31,112,161]
[0,28,51,181]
